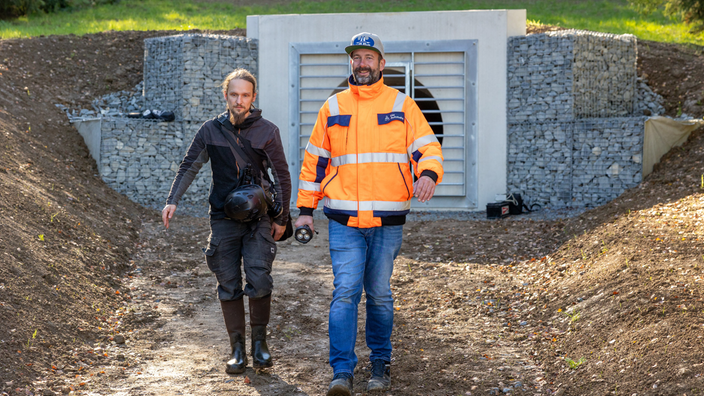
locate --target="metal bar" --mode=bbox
[300,87,348,91]
[415,85,464,90]
[300,63,348,67]
[413,61,464,65]
[428,122,464,126]
[290,44,302,197]
[410,52,415,100]
[421,110,463,114]
[300,75,349,79]
[414,73,466,78]
[414,97,464,102]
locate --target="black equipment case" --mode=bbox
[486,201,510,219]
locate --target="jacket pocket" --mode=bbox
[397,163,411,200]
[321,168,339,194]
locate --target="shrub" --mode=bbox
[630,0,704,33]
[0,0,118,19]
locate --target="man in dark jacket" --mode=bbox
[162,68,291,374]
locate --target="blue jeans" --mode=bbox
[327,220,403,375]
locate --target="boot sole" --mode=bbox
[252,361,273,369]
[366,380,390,392]
[225,365,247,374]
[326,384,352,396]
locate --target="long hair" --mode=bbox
[221,69,257,94]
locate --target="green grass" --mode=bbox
[1,0,703,45]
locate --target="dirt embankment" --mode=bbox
[0,27,703,396]
[0,29,241,392]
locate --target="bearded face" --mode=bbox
[223,78,256,126]
[353,64,382,85]
[350,48,385,85]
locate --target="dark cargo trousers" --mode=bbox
[203,217,277,301]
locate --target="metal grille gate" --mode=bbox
[289,40,477,209]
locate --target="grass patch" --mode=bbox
[0,0,703,45]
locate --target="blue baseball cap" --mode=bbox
[345,32,385,59]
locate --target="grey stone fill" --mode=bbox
[506,30,659,209]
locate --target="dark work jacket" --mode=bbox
[166,109,292,225]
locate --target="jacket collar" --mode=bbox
[217,108,263,131]
[348,73,385,100]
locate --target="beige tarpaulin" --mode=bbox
[643,116,704,177]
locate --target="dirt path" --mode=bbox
[72,215,553,396]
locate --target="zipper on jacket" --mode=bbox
[322,168,339,193]
[398,163,411,200]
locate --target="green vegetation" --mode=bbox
[0,0,703,45]
[0,0,117,20]
[630,0,704,33]
[564,310,581,322]
[565,356,587,369]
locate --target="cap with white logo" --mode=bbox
[345,32,385,59]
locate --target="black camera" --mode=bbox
[294,224,317,244]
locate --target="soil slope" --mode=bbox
[0,27,703,396]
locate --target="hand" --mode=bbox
[162,204,177,229]
[294,215,314,234]
[413,176,436,203]
[271,222,286,241]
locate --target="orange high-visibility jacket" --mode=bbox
[297,76,444,228]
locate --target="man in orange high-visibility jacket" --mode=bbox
[295,32,443,396]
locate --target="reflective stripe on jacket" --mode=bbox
[297,75,444,228]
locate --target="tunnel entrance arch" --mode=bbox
[290,40,477,209]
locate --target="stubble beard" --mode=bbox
[353,66,381,85]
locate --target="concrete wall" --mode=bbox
[248,10,527,210]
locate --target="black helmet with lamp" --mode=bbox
[224,183,268,223]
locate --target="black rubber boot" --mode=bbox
[249,294,273,368]
[226,332,247,374]
[221,299,247,374]
[251,325,273,368]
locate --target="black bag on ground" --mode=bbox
[507,193,524,215]
[507,193,539,214]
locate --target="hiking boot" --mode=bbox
[326,372,353,396]
[366,360,390,392]
[225,332,247,374]
[251,325,273,368]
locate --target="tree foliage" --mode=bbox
[629,0,704,32]
[0,0,118,19]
